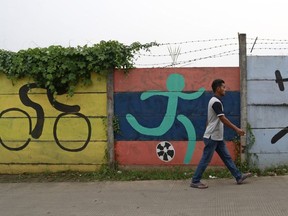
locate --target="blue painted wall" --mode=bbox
[115,91,240,141]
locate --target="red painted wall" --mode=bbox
[115,141,236,166]
[115,67,240,92]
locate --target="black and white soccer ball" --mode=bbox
[156,141,175,162]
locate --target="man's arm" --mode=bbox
[219,115,245,136]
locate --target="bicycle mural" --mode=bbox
[0,83,91,152]
[114,68,241,166]
[0,73,107,172]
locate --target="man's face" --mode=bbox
[217,83,226,96]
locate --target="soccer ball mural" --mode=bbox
[156,141,175,162]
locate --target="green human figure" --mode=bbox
[126,73,205,164]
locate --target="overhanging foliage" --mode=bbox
[0,40,157,95]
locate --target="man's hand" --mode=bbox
[219,116,245,136]
[236,128,245,136]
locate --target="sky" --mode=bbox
[1,0,288,67]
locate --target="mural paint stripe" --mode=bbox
[115,141,236,166]
[114,67,240,92]
[114,92,240,116]
[0,94,107,117]
[1,118,107,141]
[115,115,239,141]
[0,165,102,174]
[114,91,240,141]
[0,73,107,94]
[0,141,107,164]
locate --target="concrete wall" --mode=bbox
[0,73,107,173]
[0,67,242,173]
[3,58,288,171]
[114,68,241,166]
[247,56,288,168]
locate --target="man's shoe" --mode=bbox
[237,173,252,184]
[190,182,208,189]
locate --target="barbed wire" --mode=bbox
[139,43,239,57]
[253,38,288,42]
[135,37,288,68]
[157,37,238,46]
[252,47,288,50]
[165,49,239,67]
[252,41,288,45]
[135,49,238,67]
[247,37,288,54]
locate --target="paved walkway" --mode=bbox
[0,175,287,216]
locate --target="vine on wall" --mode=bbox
[0,41,157,95]
[234,123,258,170]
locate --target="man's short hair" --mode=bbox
[212,79,225,93]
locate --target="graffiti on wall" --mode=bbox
[126,73,205,164]
[247,56,288,168]
[0,83,91,152]
[272,70,288,144]
[114,67,240,166]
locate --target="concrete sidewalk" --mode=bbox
[0,175,287,216]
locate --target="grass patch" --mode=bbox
[0,164,287,183]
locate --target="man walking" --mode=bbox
[190,79,251,189]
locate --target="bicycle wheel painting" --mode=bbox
[156,141,175,162]
[0,108,32,151]
[53,113,92,152]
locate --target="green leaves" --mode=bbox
[0,40,158,96]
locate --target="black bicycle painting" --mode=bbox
[0,83,91,152]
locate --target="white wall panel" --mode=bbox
[251,153,288,169]
[247,56,288,168]
[248,105,288,128]
[249,129,288,153]
[247,56,288,80]
[247,80,288,104]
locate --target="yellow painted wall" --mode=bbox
[0,73,107,173]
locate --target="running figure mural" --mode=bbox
[126,73,205,164]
